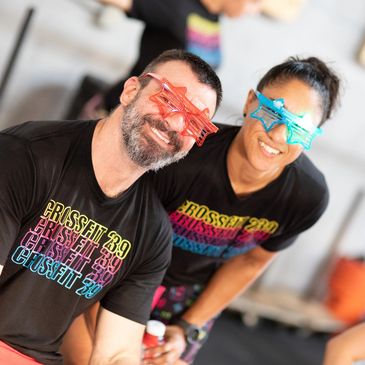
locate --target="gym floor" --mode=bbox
[195,310,329,365]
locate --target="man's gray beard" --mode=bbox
[121,99,189,171]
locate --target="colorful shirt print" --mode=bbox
[11,200,131,298]
[186,13,221,69]
[170,200,279,259]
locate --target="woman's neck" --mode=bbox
[226,135,283,197]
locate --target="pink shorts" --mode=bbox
[0,341,42,365]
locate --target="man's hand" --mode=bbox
[142,325,186,365]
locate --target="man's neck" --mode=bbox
[91,107,146,198]
[226,135,283,197]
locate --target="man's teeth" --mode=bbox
[151,127,170,144]
[259,141,280,155]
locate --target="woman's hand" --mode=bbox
[142,325,187,365]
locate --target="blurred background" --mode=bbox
[1,0,365,363]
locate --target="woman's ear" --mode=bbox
[119,76,141,106]
[243,89,256,116]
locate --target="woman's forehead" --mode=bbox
[260,79,322,115]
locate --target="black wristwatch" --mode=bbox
[174,318,207,344]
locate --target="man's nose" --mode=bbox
[165,112,186,133]
[267,123,288,144]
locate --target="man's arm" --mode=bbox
[0,134,36,268]
[88,307,145,365]
[322,323,365,365]
[0,265,3,276]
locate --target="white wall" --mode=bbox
[1,0,365,295]
[0,0,143,127]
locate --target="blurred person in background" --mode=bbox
[66,0,262,119]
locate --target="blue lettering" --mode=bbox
[173,234,226,258]
[11,246,31,265]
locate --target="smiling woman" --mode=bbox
[237,79,322,180]
[230,56,340,194]
[127,55,343,365]
[250,89,323,150]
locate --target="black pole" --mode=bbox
[0,7,35,108]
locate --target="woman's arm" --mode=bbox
[323,323,365,365]
[182,246,276,326]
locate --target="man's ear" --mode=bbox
[119,76,141,106]
[242,89,255,116]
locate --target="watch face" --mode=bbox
[186,326,206,343]
[176,319,207,344]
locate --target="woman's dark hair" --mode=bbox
[139,49,223,112]
[257,56,341,126]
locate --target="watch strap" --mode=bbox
[174,318,207,343]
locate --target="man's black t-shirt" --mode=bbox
[0,120,172,365]
[150,125,329,286]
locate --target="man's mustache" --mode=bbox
[142,114,183,151]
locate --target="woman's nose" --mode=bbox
[267,123,288,144]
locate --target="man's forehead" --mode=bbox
[152,61,217,116]
[153,61,197,86]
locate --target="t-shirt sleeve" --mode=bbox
[0,134,35,265]
[261,181,330,252]
[128,0,183,31]
[100,215,173,324]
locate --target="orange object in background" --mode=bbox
[324,256,365,324]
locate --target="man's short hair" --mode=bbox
[139,49,222,112]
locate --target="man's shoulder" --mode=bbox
[212,122,239,135]
[132,176,173,248]
[150,123,238,184]
[189,123,239,155]
[140,175,172,223]
[0,120,96,181]
[1,120,94,142]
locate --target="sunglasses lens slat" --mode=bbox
[252,90,322,150]
[144,72,217,146]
